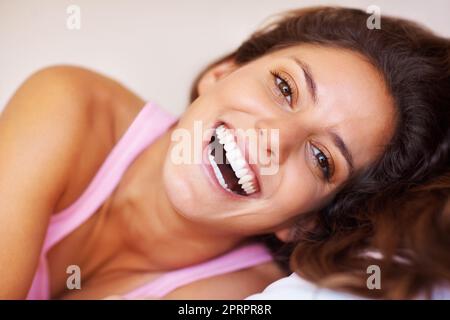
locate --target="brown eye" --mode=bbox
[275,76,292,104]
[270,70,296,107]
[310,142,334,181]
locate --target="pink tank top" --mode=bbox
[26,101,273,300]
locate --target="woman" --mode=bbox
[0,7,448,299]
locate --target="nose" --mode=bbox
[255,116,306,165]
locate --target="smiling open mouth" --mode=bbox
[207,124,259,196]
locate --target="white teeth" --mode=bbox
[216,125,225,133]
[238,174,252,185]
[242,181,253,189]
[220,134,234,145]
[246,188,256,195]
[210,125,259,196]
[224,140,237,152]
[216,128,226,139]
[235,168,248,178]
[230,158,246,172]
[226,148,240,161]
[242,181,255,195]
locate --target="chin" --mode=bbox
[162,152,209,221]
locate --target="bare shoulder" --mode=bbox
[14,64,145,116]
[24,65,146,150]
[0,65,145,298]
[0,65,101,206]
[24,65,144,117]
[162,261,287,300]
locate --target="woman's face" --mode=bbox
[162,44,396,237]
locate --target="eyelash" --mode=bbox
[309,142,335,181]
[270,70,297,107]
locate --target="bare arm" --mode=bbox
[0,66,96,298]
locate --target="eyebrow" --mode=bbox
[329,129,355,175]
[290,56,318,104]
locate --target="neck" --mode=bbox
[105,126,245,272]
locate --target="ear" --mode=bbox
[197,59,238,95]
[274,227,293,243]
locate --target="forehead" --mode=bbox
[263,45,397,169]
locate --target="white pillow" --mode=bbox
[246,273,363,300]
[246,273,450,300]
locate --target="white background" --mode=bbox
[1,0,449,115]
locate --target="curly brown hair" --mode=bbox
[189,7,450,299]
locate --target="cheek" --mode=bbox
[212,74,270,112]
[273,160,324,218]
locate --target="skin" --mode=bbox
[0,44,395,299]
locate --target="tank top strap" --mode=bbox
[42,102,177,253]
[123,243,273,299]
